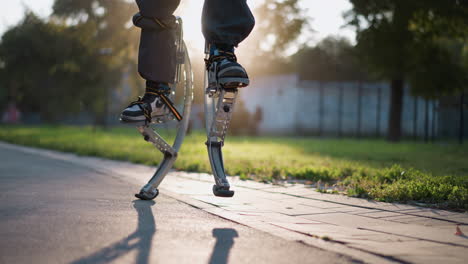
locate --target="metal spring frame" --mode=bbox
[204,43,238,189]
[139,17,193,193]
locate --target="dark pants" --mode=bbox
[135,0,255,83]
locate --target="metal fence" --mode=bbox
[238,74,467,142]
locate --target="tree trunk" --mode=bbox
[387,79,404,142]
[460,94,465,145]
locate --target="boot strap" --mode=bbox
[204,51,237,70]
[145,86,183,122]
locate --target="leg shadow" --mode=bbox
[70,200,156,264]
[209,228,238,264]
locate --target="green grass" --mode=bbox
[1,125,467,210]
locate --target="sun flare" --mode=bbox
[175,0,205,54]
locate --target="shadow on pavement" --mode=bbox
[70,200,156,264]
[209,228,239,264]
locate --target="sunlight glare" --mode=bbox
[175,0,205,54]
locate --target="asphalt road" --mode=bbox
[0,145,356,264]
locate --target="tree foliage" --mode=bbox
[346,0,468,98]
[254,0,308,56]
[0,1,140,124]
[409,40,468,98]
[52,0,138,63]
[52,0,139,125]
[293,36,368,82]
[0,12,103,121]
[346,0,468,141]
[242,0,309,75]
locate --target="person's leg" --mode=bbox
[202,0,255,88]
[121,0,180,124]
[136,0,180,83]
[202,0,255,48]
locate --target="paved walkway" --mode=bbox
[2,142,467,264]
[1,143,354,264]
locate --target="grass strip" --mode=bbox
[0,125,466,210]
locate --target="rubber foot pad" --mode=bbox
[135,189,159,200]
[119,117,147,126]
[213,185,235,197]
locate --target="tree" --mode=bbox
[293,36,368,82]
[52,0,139,126]
[0,12,104,122]
[346,0,468,141]
[409,40,468,99]
[241,0,310,75]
